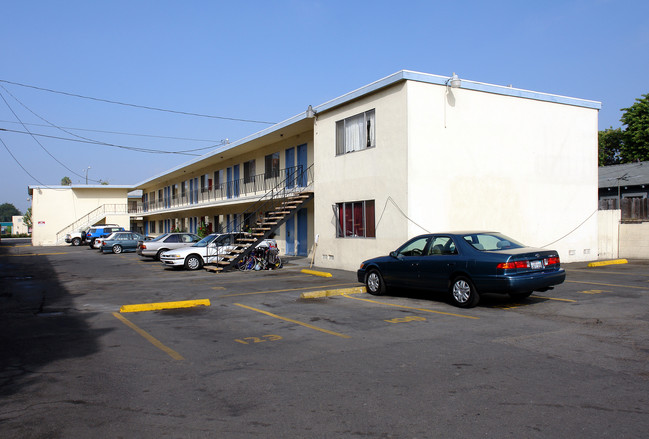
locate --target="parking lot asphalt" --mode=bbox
[1,238,649,438]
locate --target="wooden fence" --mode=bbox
[599,197,649,221]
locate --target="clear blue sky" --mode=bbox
[1,0,647,214]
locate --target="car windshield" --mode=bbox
[192,234,219,247]
[149,233,169,242]
[462,232,524,251]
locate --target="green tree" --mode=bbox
[61,176,72,185]
[598,127,624,166]
[620,93,649,162]
[23,207,32,229]
[0,203,21,222]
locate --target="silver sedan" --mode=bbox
[137,233,201,260]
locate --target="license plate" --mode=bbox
[530,260,543,270]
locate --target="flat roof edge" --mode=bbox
[314,70,601,112]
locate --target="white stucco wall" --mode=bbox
[30,186,131,246]
[619,222,649,259]
[12,215,29,234]
[597,210,620,259]
[314,79,599,270]
[405,80,599,263]
[313,83,410,269]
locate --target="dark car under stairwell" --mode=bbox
[357,231,566,308]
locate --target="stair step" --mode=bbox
[205,266,223,272]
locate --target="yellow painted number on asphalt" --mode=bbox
[384,316,427,324]
[235,334,283,345]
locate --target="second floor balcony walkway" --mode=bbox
[137,165,313,215]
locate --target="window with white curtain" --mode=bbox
[335,109,375,155]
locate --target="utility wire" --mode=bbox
[0,78,277,125]
[0,120,221,143]
[0,135,54,187]
[0,84,225,156]
[0,89,103,183]
[2,128,203,156]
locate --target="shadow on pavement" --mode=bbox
[0,240,109,397]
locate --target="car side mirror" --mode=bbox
[389,251,399,259]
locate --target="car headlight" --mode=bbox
[164,254,181,259]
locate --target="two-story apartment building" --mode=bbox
[135,70,601,270]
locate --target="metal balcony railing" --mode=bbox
[139,165,313,214]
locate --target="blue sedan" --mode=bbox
[100,232,146,254]
[357,231,566,308]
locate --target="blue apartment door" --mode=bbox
[285,216,295,255]
[226,167,233,199]
[233,164,240,197]
[296,208,308,256]
[285,147,295,189]
[297,143,307,187]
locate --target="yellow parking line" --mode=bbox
[300,286,366,299]
[218,283,358,297]
[532,296,576,302]
[233,303,351,339]
[566,280,649,290]
[341,294,480,319]
[112,312,184,361]
[120,299,211,313]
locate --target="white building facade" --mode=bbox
[27,71,600,270]
[134,71,600,270]
[28,185,133,246]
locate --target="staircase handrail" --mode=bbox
[56,203,129,242]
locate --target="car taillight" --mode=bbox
[544,256,560,266]
[141,244,146,249]
[497,261,530,269]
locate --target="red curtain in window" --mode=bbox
[365,200,375,237]
[344,203,354,236]
[353,202,363,237]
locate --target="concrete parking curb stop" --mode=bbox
[587,259,628,267]
[120,299,211,313]
[300,269,333,278]
[300,286,366,299]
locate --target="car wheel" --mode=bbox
[113,244,123,254]
[509,291,533,300]
[72,237,81,246]
[185,254,203,271]
[449,276,480,308]
[155,249,168,261]
[365,269,386,296]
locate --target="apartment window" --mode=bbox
[336,200,376,238]
[336,109,375,155]
[244,160,256,183]
[213,170,221,190]
[265,152,280,179]
[149,221,156,233]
